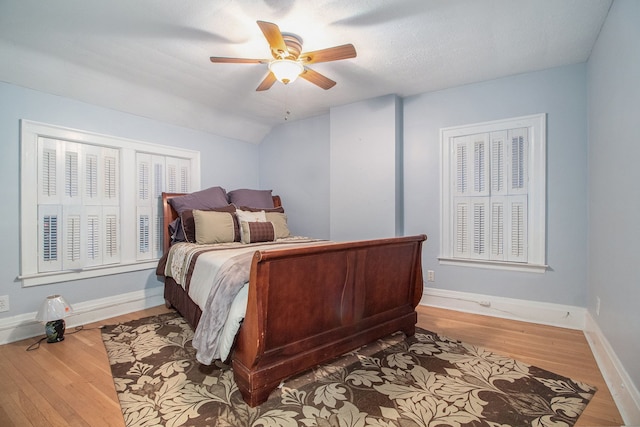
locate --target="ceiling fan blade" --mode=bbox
[256,72,277,91]
[257,20,288,58]
[299,67,336,90]
[210,56,267,64]
[299,44,357,64]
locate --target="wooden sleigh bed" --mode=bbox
[157,190,427,407]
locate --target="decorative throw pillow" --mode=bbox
[236,209,267,242]
[235,209,266,222]
[240,221,276,244]
[168,186,229,214]
[169,217,185,243]
[181,205,238,243]
[192,210,236,244]
[265,212,290,239]
[228,189,274,209]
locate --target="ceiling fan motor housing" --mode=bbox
[278,33,303,60]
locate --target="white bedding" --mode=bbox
[164,237,325,363]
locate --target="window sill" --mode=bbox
[438,257,548,274]
[19,260,160,287]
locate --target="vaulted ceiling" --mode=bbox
[0,0,612,143]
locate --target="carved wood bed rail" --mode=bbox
[234,233,426,406]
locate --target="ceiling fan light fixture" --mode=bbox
[269,59,304,84]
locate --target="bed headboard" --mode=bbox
[161,192,282,254]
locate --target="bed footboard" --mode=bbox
[232,234,427,406]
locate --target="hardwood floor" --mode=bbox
[0,305,624,426]
[419,306,624,426]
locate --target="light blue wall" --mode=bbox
[259,114,330,239]
[587,0,640,391]
[329,95,402,241]
[260,64,589,307]
[404,64,589,306]
[0,82,259,319]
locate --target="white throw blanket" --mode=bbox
[192,251,253,364]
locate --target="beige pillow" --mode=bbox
[192,210,235,244]
[265,212,290,239]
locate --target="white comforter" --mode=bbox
[164,237,324,363]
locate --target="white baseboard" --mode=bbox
[420,286,640,425]
[0,287,165,345]
[420,286,586,330]
[584,312,640,426]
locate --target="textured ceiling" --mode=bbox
[0,0,612,143]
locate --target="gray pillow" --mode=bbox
[168,186,229,214]
[228,189,274,209]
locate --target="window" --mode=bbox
[20,120,200,286]
[439,114,546,273]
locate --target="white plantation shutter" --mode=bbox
[85,206,101,267]
[453,134,491,260]
[38,205,61,272]
[63,206,83,270]
[137,154,174,259]
[137,154,151,204]
[470,199,489,259]
[103,206,120,264]
[456,142,467,195]
[166,157,191,194]
[137,207,151,260]
[441,114,545,271]
[21,120,200,285]
[491,131,507,195]
[452,130,529,262]
[33,136,123,274]
[39,138,61,204]
[42,148,57,197]
[152,156,166,257]
[490,199,505,260]
[103,152,118,203]
[472,135,489,196]
[154,214,163,256]
[453,137,472,259]
[508,128,528,194]
[454,200,469,258]
[507,196,528,262]
[152,157,165,199]
[136,154,152,261]
[85,153,98,199]
[84,145,120,205]
[180,164,189,193]
[64,150,79,200]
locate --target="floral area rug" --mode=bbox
[101,311,596,427]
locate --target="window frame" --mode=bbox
[20,120,200,286]
[439,114,547,273]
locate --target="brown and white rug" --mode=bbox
[102,312,596,427]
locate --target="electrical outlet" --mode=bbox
[596,297,601,316]
[0,295,9,312]
[427,270,435,282]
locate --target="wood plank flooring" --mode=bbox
[0,305,624,426]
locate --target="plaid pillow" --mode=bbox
[240,221,275,244]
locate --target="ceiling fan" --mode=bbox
[210,20,357,91]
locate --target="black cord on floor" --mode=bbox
[26,324,105,351]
